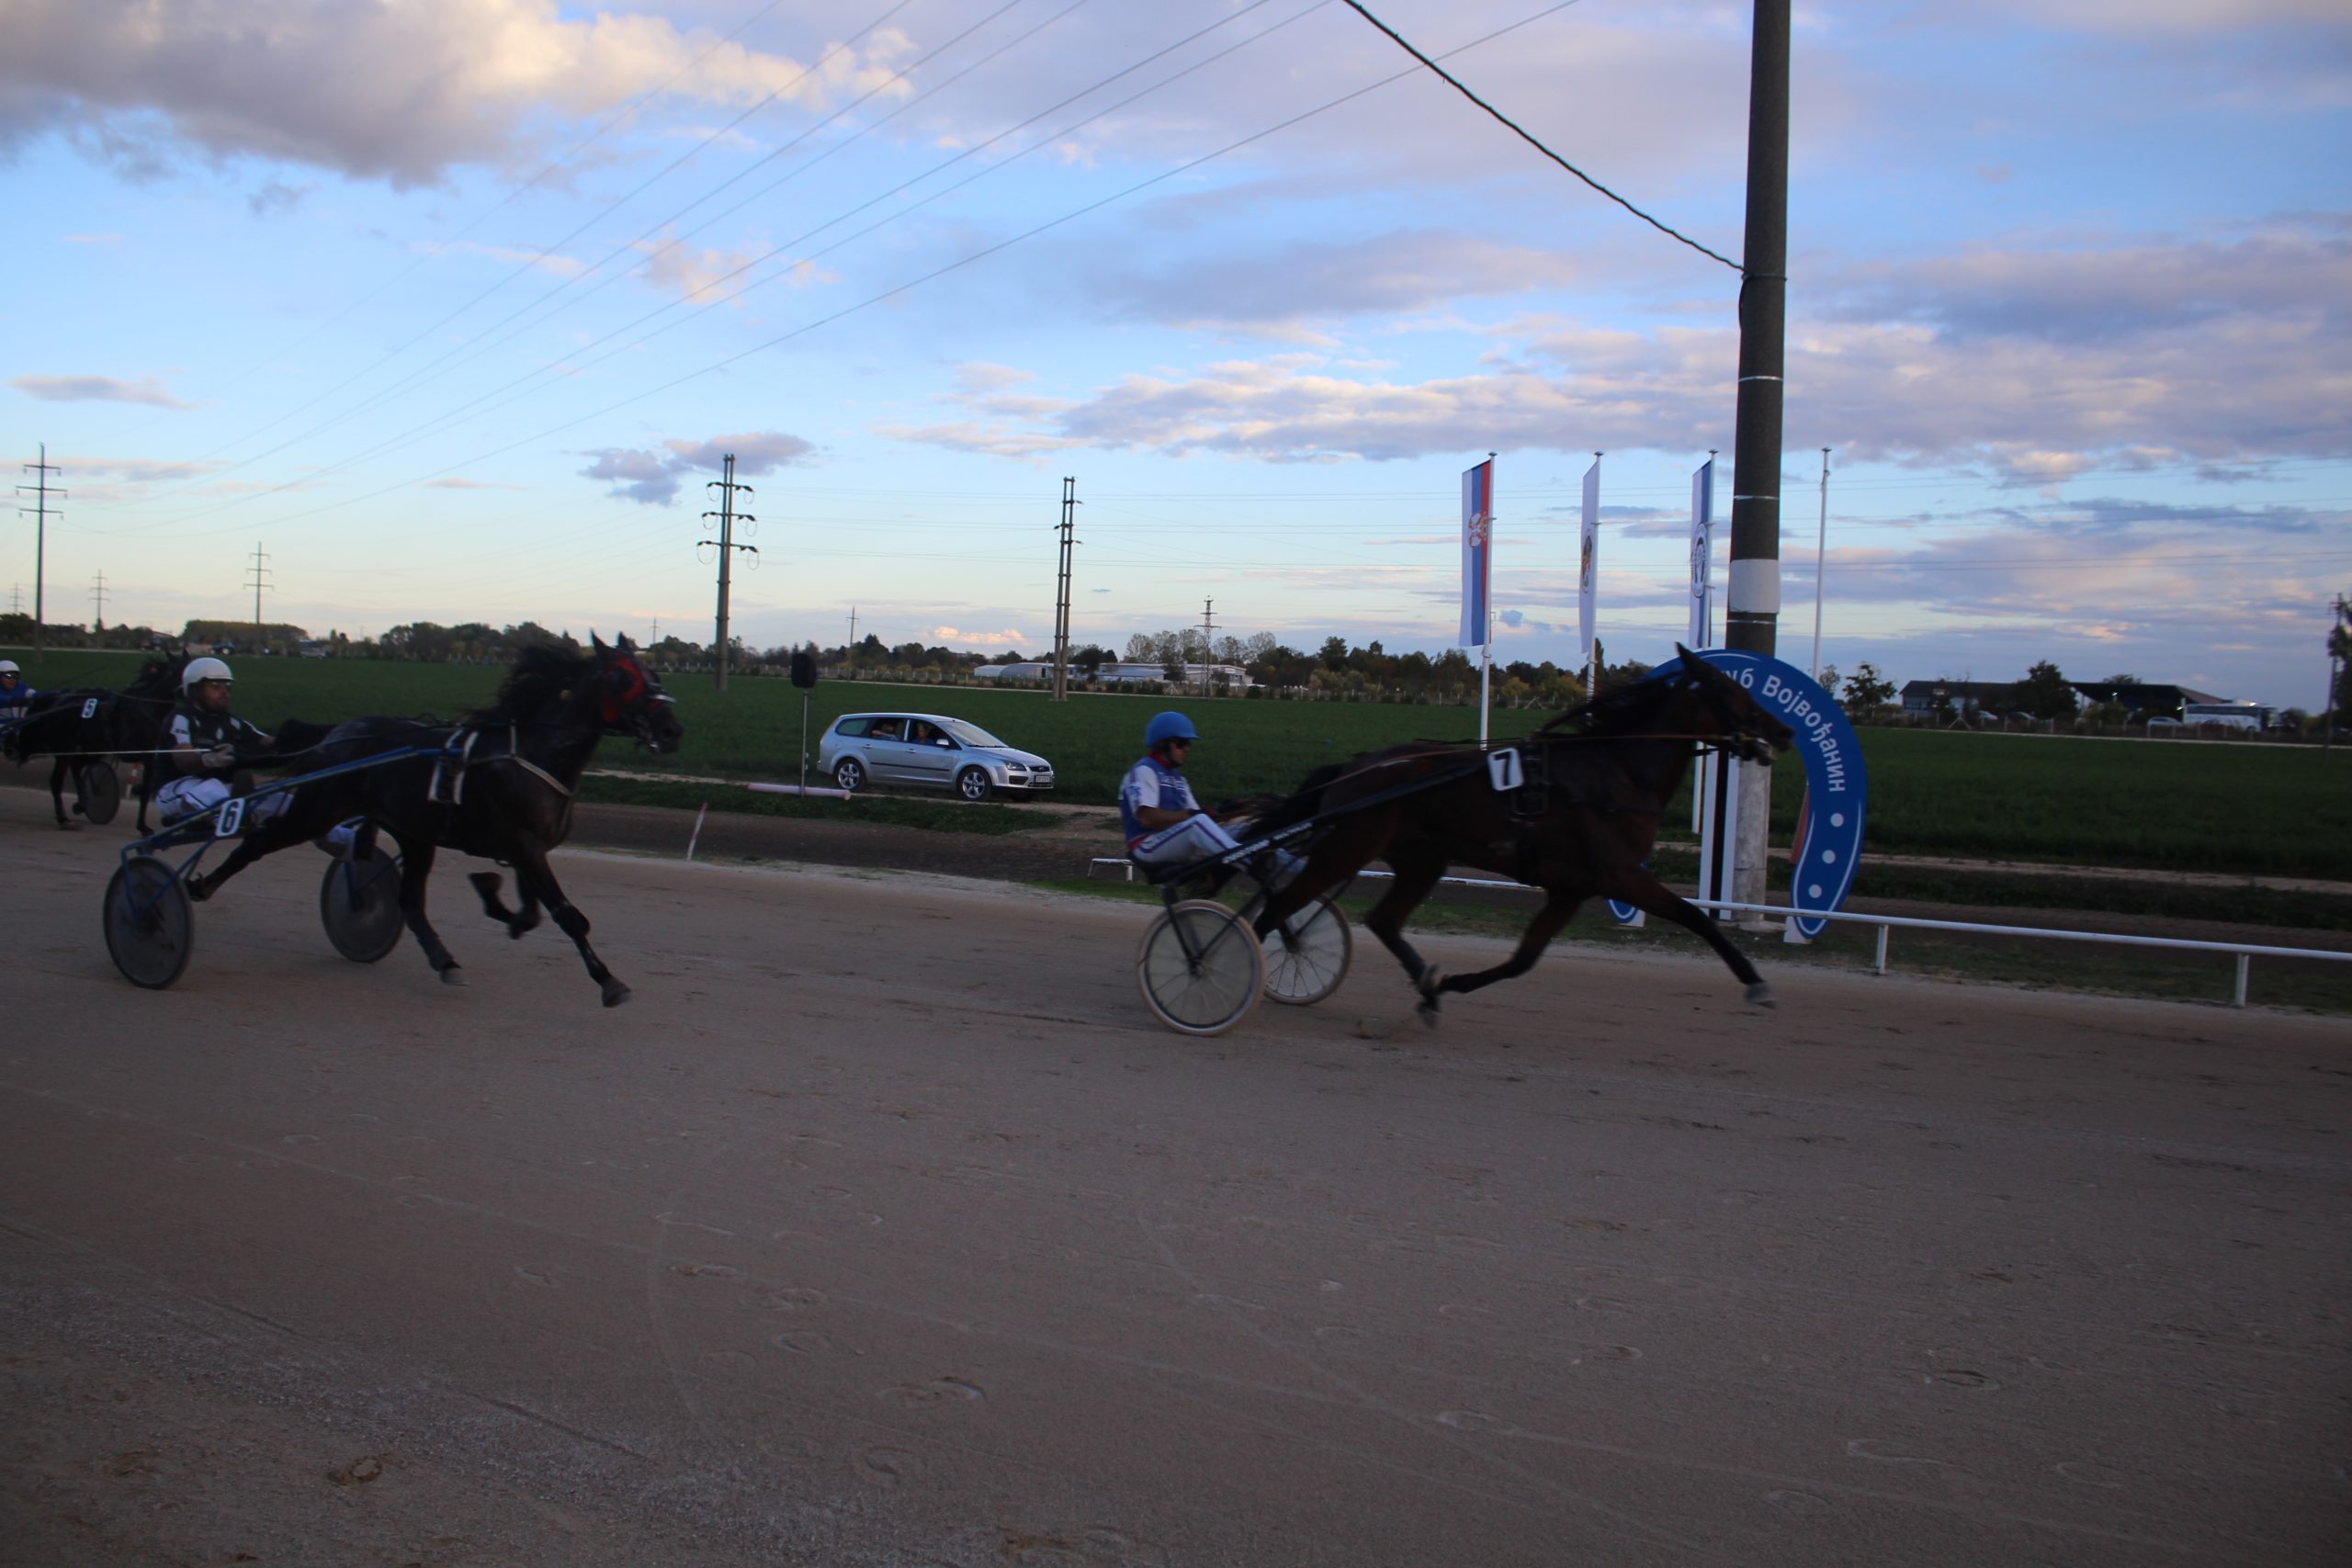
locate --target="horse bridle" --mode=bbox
[1675,668,1781,763]
[596,655,676,746]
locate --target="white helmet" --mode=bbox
[0,660,18,675]
[182,656,233,690]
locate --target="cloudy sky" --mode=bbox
[4,0,2346,704]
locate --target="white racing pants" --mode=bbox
[155,774,292,829]
[1129,814,1304,884]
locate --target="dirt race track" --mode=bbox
[3,791,2346,1567]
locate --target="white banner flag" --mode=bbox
[1689,456,1715,648]
[1577,457,1600,665]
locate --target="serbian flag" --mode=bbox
[1577,457,1600,663]
[1459,457,1494,648]
[1688,455,1715,648]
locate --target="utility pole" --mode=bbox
[699,454,756,693]
[1051,477,1080,701]
[16,445,63,662]
[846,606,858,677]
[244,542,271,652]
[2327,591,2348,749]
[1198,599,1216,698]
[1724,0,1792,920]
[90,568,108,632]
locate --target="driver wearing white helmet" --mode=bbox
[154,657,288,826]
[0,659,36,719]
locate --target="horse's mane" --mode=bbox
[1533,673,1678,739]
[469,644,594,724]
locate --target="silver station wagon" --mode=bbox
[818,712,1056,801]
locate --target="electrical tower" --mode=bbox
[244,543,271,651]
[1051,477,1080,701]
[16,445,63,660]
[1198,599,1216,698]
[699,454,757,693]
[846,606,859,676]
[90,568,108,631]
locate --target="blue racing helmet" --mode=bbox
[1144,710,1197,749]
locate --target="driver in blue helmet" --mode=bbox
[1120,710,1301,884]
[0,659,36,720]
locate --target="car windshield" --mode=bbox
[943,718,1008,748]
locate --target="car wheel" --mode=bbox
[956,765,991,803]
[833,757,865,792]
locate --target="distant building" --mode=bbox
[1897,679,2018,720]
[975,660,1255,691]
[2068,682,2224,718]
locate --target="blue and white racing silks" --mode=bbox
[0,680,36,718]
[1118,754,1197,847]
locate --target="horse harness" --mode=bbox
[425,722,574,806]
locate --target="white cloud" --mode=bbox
[10,373,193,408]
[632,230,829,306]
[932,626,1027,647]
[0,0,910,186]
[581,428,815,504]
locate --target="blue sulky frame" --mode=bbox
[101,746,433,990]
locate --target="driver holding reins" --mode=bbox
[154,657,290,827]
[1121,711,1301,885]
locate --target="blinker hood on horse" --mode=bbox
[1241,645,1794,1021]
[179,634,681,1007]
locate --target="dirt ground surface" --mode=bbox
[3,789,2348,1567]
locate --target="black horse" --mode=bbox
[3,656,186,830]
[184,636,683,1006]
[1243,648,1794,1019]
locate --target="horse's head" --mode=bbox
[592,633,683,754]
[1668,644,1792,763]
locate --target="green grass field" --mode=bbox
[17,649,2350,878]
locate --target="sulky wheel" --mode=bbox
[1136,899,1265,1037]
[103,856,194,989]
[76,761,122,827]
[319,849,405,964]
[1261,896,1351,1007]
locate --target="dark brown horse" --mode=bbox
[183,636,682,1006]
[1244,647,1793,1020]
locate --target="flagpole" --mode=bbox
[1479,450,1496,746]
[1810,447,1831,681]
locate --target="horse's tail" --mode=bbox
[1241,761,1347,839]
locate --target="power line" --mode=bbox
[110,0,1310,536]
[173,0,1584,545]
[1337,0,1740,272]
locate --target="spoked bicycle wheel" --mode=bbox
[319,849,405,963]
[76,761,122,826]
[103,856,194,989]
[1136,899,1265,1037]
[1261,896,1351,1007]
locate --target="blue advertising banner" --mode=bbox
[1606,649,1867,940]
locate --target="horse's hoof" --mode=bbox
[1354,1015,1394,1041]
[1745,981,1775,1008]
[439,965,468,987]
[1416,1003,1442,1030]
[508,918,536,942]
[601,981,633,1008]
[186,878,211,903]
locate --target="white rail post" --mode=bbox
[2233,953,2250,1008]
[1873,925,1890,975]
